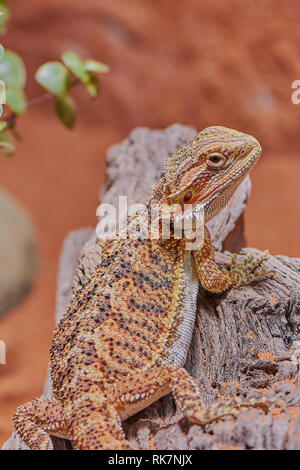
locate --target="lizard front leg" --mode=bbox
[13,398,69,450]
[193,226,272,293]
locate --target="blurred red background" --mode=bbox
[0,0,300,445]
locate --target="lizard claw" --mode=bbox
[229,250,274,288]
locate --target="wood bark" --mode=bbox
[3,125,300,450]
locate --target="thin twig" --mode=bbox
[3,78,80,129]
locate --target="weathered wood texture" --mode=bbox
[3,125,300,450]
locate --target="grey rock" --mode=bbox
[0,188,38,319]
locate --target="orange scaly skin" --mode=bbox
[13,126,275,450]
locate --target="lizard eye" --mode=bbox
[184,190,193,202]
[206,152,226,169]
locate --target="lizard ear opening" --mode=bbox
[165,185,171,195]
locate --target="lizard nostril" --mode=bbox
[184,191,193,202]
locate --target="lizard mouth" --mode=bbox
[173,203,204,224]
[173,143,261,224]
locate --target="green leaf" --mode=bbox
[61,50,89,84]
[0,1,10,33]
[0,44,4,61]
[0,120,7,131]
[84,59,109,74]
[0,49,27,115]
[0,77,5,104]
[85,74,101,99]
[0,131,15,157]
[55,95,76,129]
[35,61,71,97]
[0,49,26,88]
[6,87,26,114]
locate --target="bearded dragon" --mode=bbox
[13,126,275,450]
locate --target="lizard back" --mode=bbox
[50,226,196,402]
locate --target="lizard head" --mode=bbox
[162,126,262,222]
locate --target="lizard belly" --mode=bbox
[162,252,199,367]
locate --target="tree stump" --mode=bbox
[3,125,300,450]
